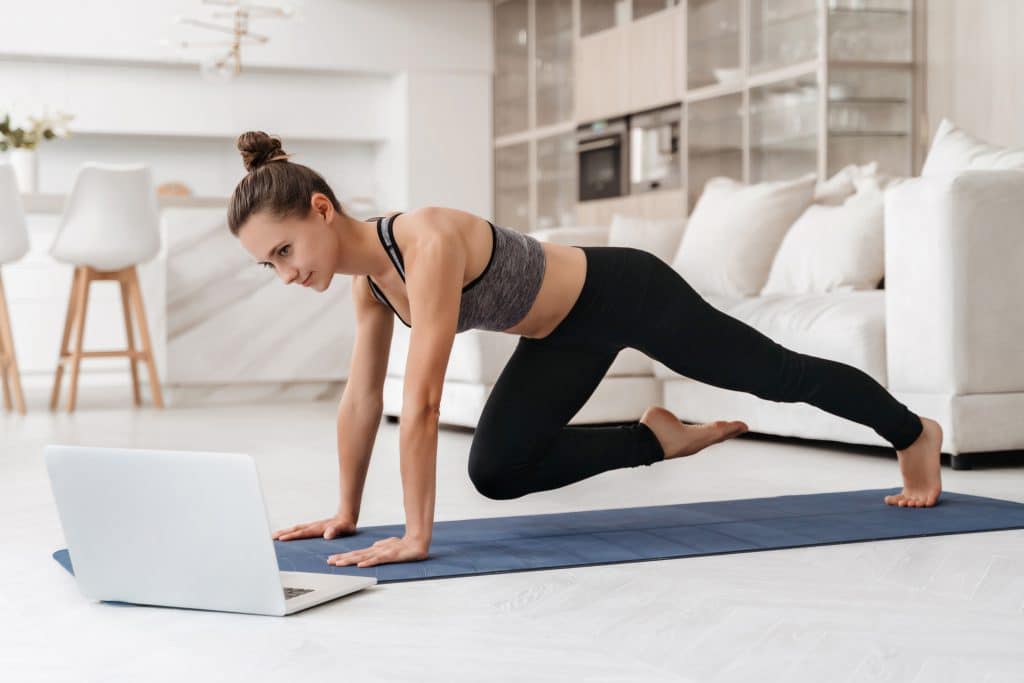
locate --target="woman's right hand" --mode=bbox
[273,514,357,541]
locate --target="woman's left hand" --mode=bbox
[327,536,429,568]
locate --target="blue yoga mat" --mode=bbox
[54,488,1024,587]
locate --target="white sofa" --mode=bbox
[381,171,1024,470]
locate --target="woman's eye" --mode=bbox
[261,262,274,270]
[279,245,290,257]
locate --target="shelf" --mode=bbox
[830,97,908,104]
[828,130,909,137]
[827,59,914,69]
[23,193,228,215]
[685,81,745,103]
[689,147,743,158]
[750,132,817,149]
[688,29,741,46]
[751,7,817,30]
[829,7,909,15]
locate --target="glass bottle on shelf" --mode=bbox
[495,0,529,137]
[536,0,574,127]
[687,0,742,90]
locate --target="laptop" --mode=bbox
[45,444,377,616]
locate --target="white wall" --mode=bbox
[925,0,1024,149]
[2,0,494,389]
[0,0,494,214]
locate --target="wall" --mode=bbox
[1,0,494,392]
[924,0,1024,148]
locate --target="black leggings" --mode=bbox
[467,246,923,500]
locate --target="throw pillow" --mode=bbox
[671,172,817,297]
[921,118,1024,175]
[607,213,686,263]
[761,176,885,295]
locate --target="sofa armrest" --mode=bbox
[883,170,1024,394]
[531,226,610,246]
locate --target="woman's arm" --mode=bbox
[327,208,463,568]
[397,405,440,546]
[336,395,383,524]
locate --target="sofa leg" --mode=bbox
[950,453,972,470]
[385,415,399,424]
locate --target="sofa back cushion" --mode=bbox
[761,176,885,295]
[607,213,686,264]
[922,118,1024,175]
[670,173,817,297]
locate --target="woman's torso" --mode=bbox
[364,208,586,339]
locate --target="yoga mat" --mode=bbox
[54,488,1024,588]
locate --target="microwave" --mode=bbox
[576,117,629,202]
[628,104,682,194]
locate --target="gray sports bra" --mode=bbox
[365,212,547,333]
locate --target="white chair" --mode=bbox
[0,163,29,414]
[49,163,164,412]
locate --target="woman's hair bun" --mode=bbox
[237,131,289,172]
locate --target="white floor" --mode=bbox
[4,384,1024,683]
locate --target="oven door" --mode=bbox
[577,120,629,202]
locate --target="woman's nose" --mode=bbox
[279,268,298,285]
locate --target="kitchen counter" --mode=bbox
[7,199,356,406]
[20,193,232,214]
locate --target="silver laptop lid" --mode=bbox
[45,445,286,615]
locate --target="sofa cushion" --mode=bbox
[760,177,885,296]
[813,161,878,206]
[670,173,817,298]
[607,213,686,264]
[651,290,888,386]
[922,118,1024,175]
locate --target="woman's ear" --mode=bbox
[311,193,333,223]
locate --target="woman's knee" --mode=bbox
[467,440,525,500]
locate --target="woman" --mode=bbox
[228,131,943,569]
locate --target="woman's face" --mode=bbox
[238,203,337,293]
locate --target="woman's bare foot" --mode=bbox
[640,406,748,461]
[885,416,943,507]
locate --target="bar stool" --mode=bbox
[0,163,29,414]
[49,163,164,412]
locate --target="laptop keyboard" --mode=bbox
[283,586,314,600]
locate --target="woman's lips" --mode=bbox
[302,272,313,286]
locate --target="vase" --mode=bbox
[9,148,38,194]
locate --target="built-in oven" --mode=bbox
[576,117,629,202]
[628,104,682,194]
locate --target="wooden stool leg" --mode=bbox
[0,312,10,411]
[0,271,26,414]
[66,267,92,413]
[127,267,163,409]
[1,339,10,412]
[51,266,81,411]
[118,271,142,406]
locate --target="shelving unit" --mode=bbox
[494,0,923,227]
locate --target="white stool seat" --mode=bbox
[50,163,161,271]
[0,164,30,264]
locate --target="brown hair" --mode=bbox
[227,131,345,236]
